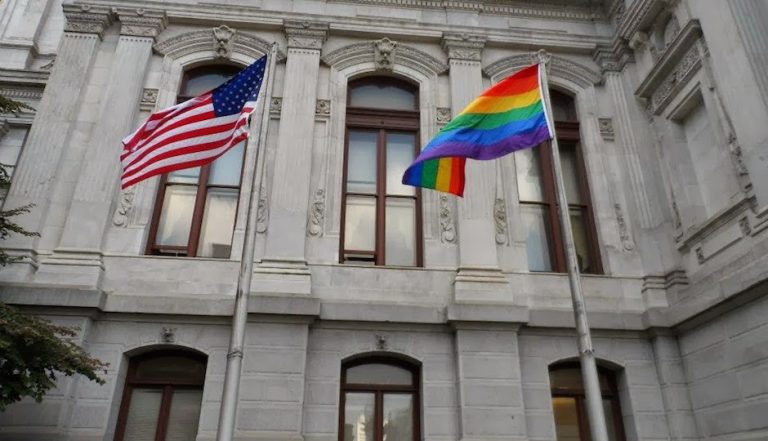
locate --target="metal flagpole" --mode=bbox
[536,49,610,441]
[216,42,279,441]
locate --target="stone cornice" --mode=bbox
[284,20,328,51]
[442,33,486,62]
[116,8,167,39]
[617,0,679,40]
[62,3,114,38]
[321,40,448,76]
[592,37,634,73]
[0,68,50,86]
[484,53,603,88]
[154,27,286,62]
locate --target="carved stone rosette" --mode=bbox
[284,20,328,51]
[439,195,456,244]
[307,189,326,237]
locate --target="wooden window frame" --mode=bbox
[339,78,424,267]
[549,362,626,441]
[338,356,422,441]
[145,65,245,258]
[114,350,207,441]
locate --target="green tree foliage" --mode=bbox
[0,94,107,410]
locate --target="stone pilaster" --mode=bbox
[1,5,111,282]
[0,0,55,68]
[255,21,327,296]
[454,325,528,441]
[34,9,165,288]
[649,331,700,441]
[442,34,510,303]
[728,0,768,111]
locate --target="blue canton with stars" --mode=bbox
[211,55,267,117]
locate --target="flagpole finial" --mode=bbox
[533,49,551,66]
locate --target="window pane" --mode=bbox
[550,90,577,122]
[350,83,416,111]
[343,393,375,441]
[183,71,235,97]
[165,389,204,441]
[559,145,582,205]
[386,133,416,196]
[208,142,244,186]
[134,355,206,384]
[156,185,197,247]
[197,188,239,258]
[549,368,584,392]
[383,394,413,441]
[385,197,416,266]
[344,196,376,252]
[346,363,413,385]
[521,204,553,272]
[168,167,201,184]
[347,131,378,194]
[0,126,27,169]
[552,396,581,441]
[570,208,593,273]
[603,398,620,441]
[122,388,162,441]
[515,148,545,202]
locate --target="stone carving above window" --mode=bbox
[321,40,448,76]
[154,27,286,62]
[374,38,396,71]
[484,52,602,88]
[213,25,236,59]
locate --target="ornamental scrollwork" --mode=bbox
[307,189,326,237]
[494,198,508,245]
[112,186,136,227]
[439,195,456,244]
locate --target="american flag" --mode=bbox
[120,56,268,189]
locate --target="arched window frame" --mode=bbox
[339,356,422,441]
[145,63,246,258]
[549,361,626,441]
[114,349,208,441]
[339,76,424,267]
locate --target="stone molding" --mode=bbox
[442,34,486,62]
[493,198,508,245]
[635,20,703,115]
[321,40,448,76]
[598,117,615,141]
[617,0,678,41]
[484,53,602,88]
[154,27,285,62]
[593,38,634,73]
[116,8,167,38]
[284,20,328,50]
[62,3,114,38]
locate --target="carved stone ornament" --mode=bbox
[484,52,602,88]
[375,334,388,351]
[160,327,176,343]
[118,8,167,38]
[739,217,752,237]
[598,118,615,141]
[321,41,447,76]
[284,20,328,51]
[629,31,650,51]
[40,58,55,71]
[614,203,635,251]
[436,108,451,125]
[140,88,158,112]
[154,28,285,62]
[62,4,113,38]
[315,99,331,115]
[439,195,456,244]
[727,133,752,191]
[671,198,683,242]
[442,34,486,62]
[307,189,326,237]
[649,44,702,114]
[694,246,705,264]
[374,37,396,71]
[270,97,282,115]
[494,198,508,245]
[256,186,268,233]
[112,186,136,227]
[213,25,236,59]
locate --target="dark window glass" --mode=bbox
[515,90,601,273]
[340,358,420,441]
[115,351,207,441]
[549,363,626,441]
[147,65,245,258]
[341,78,422,266]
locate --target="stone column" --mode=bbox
[1,5,111,279]
[454,325,528,441]
[38,9,167,288]
[442,34,510,303]
[255,21,327,296]
[649,331,700,441]
[0,0,55,68]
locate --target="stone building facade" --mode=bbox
[1,0,767,440]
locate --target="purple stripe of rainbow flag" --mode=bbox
[402,63,553,196]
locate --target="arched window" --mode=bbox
[515,90,601,273]
[114,350,207,441]
[339,357,421,441]
[549,362,626,441]
[341,77,423,266]
[146,65,245,258]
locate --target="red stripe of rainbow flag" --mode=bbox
[402,64,553,196]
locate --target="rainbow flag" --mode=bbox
[402,63,553,196]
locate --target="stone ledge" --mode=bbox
[0,284,104,309]
[447,303,529,325]
[321,302,445,323]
